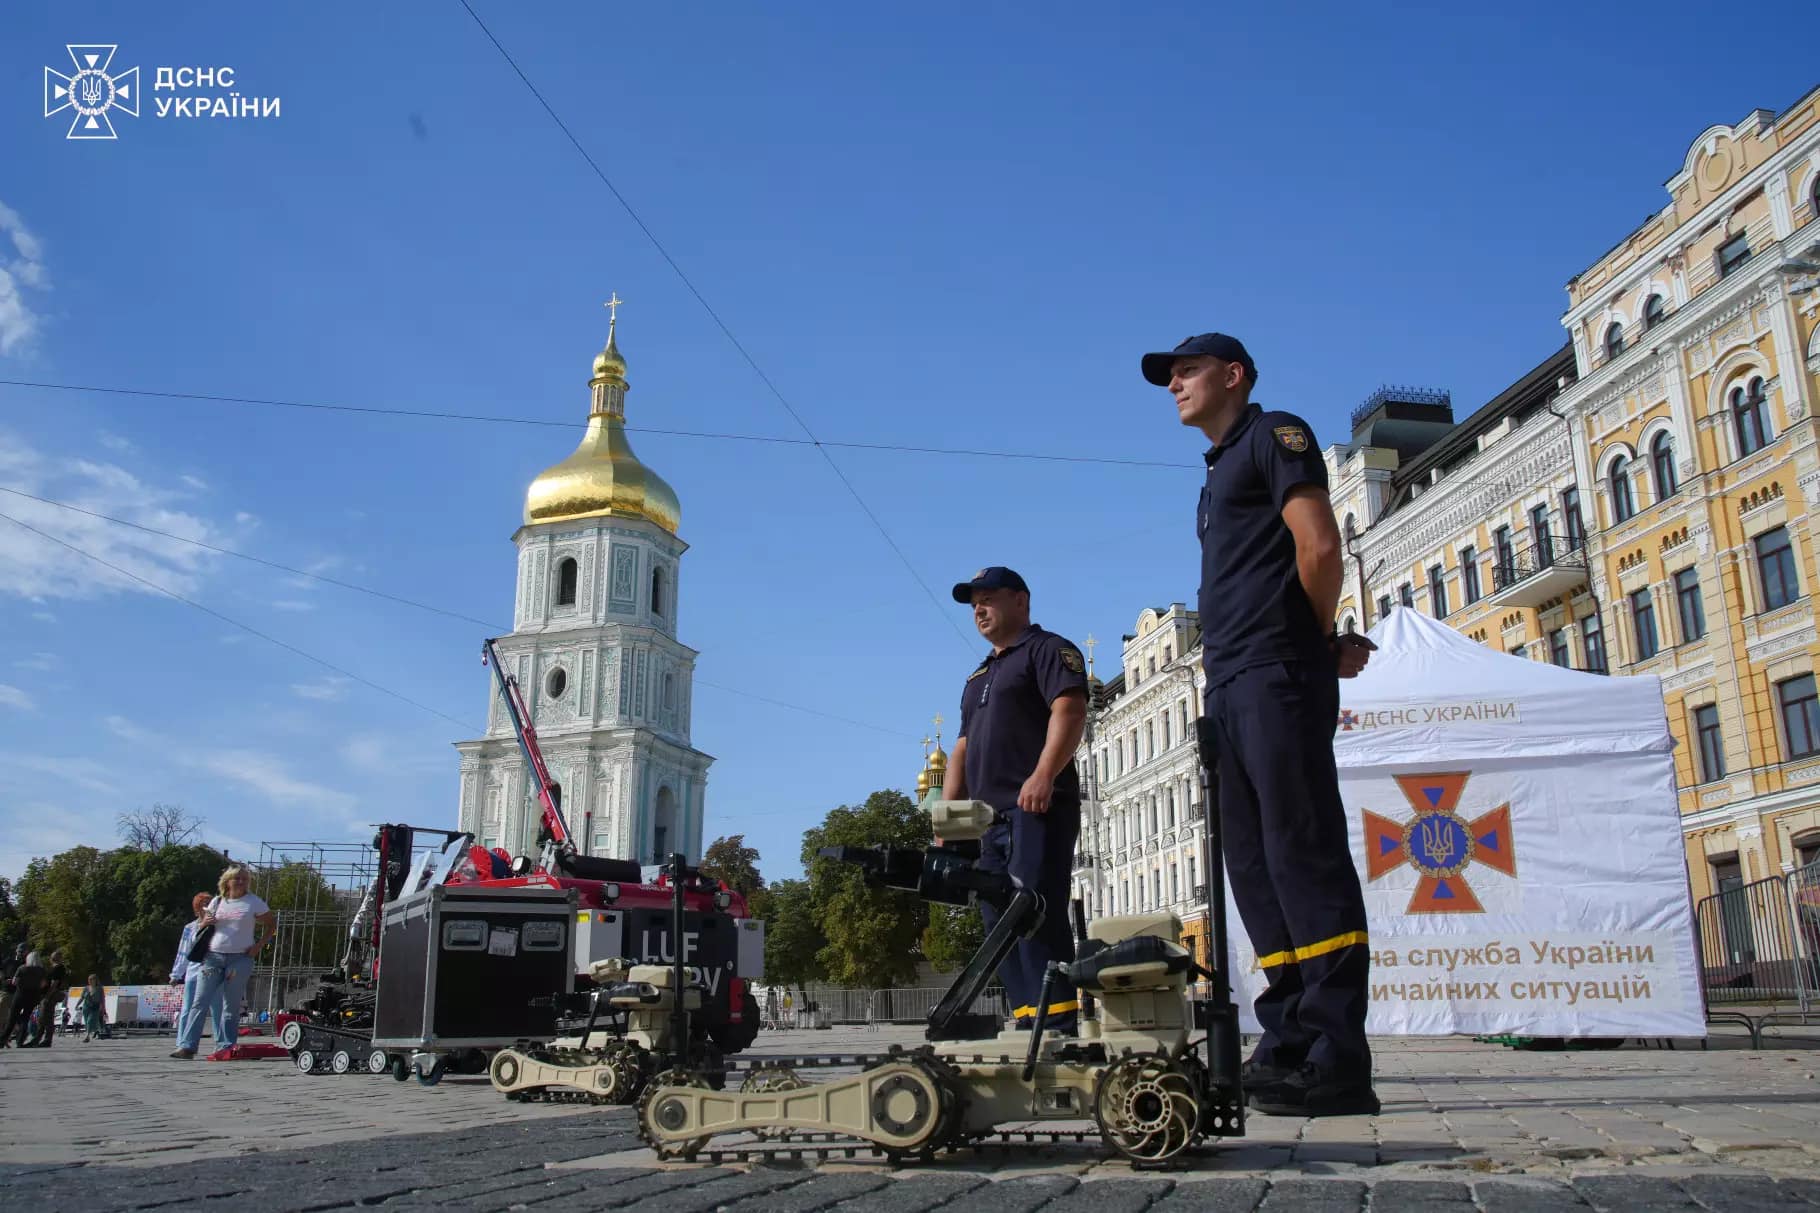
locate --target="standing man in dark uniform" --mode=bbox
[1140,333,1379,1116]
[941,567,1089,1032]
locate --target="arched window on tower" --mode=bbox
[556,557,578,607]
[652,785,677,865]
[1643,295,1666,331]
[651,564,667,617]
[1650,432,1677,500]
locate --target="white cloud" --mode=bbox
[270,599,317,612]
[99,432,134,453]
[192,748,358,823]
[104,714,152,743]
[14,651,57,671]
[0,427,234,602]
[0,683,34,711]
[0,751,119,796]
[180,474,209,491]
[0,199,49,357]
[291,677,348,702]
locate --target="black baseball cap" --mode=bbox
[1140,333,1258,387]
[951,566,1029,603]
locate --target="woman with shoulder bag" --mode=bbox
[169,891,225,1048]
[172,866,273,1059]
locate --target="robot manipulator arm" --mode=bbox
[816,841,1013,911]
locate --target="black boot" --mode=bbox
[1249,1062,1380,1117]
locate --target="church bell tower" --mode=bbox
[455,301,712,863]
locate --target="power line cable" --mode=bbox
[0,377,1199,471]
[0,506,479,733]
[454,0,978,651]
[0,483,919,740]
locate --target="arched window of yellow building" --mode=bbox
[1732,377,1769,458]
[1609,455,1635,523]
[1650,432,1677,500]
[1603,322,1625,362]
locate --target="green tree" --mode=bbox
[921,903,985,973]
[15,847,111,979]
[105,844,228,981]
[700,834,765,898]
[756,878,825,995]
[802,789,930,989]
[0,876,24,954]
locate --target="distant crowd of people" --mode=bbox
[2,946,110,1046]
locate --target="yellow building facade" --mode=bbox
[1332,86,1820,909]
[1557,92,1820,901]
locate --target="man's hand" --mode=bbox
[1018,769,1057,814]
[1332,633,1377,679]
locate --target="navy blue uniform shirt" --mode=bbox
[1197,403,1333,689]
[958,624,1089,813]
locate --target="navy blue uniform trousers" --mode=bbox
[976,801,1080,1018]
[1206,660,1371,1075]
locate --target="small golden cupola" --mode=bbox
[523,298,681,534]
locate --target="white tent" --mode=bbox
[1227,607,1705,1038]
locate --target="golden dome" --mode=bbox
[524,317,680,534]
[927,745,948,773]
[915,767,931,795]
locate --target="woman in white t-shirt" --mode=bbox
[172,865,274,1059]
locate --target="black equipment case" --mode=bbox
[371,883,577,1049]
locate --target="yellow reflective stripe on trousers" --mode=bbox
[1255,930,1369,970]
[1012,1000,1079,1018]
[1012,1005,1037,1018]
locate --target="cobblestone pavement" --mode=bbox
[4,1026,1820,1210]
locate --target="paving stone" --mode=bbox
[1143,1178,1268,1213]
[1473,1180,1594,1212]
[1678,1174,1817,1209]
[1033,1177,1174,1213]
[713,1171,893,1212]
[1364,1179,1474,1208]
[1258,1178,1368,1211]
[1572,1175,1702,1211]
[823,1174,986,1212]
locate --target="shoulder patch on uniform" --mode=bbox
[965,662,989,682]
[1274,425,1308,453]
[1059,645,1084,673]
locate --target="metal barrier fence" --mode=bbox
[1695,860,1820,1047]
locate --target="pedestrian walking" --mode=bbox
[77,975,109,1041]
[29,950,67,1047]
[942,566,1089,1033]
[1141,332,1379,1115]
[5,950,46,1047]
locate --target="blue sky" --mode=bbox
[1,2,1813,882]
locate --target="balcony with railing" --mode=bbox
[1488,542,1589,609]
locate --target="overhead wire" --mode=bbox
[0,483,919,740]
[0,378,1201,471]
[453,0,982,651]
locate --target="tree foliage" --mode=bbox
[754,878,824,994]
[117,803,205,851]
[14,843,225,981]
[0,876,25,954]
[700,834,765,898]
[802,789,930,990]
[921,903,985,973]
[254,861,344,970]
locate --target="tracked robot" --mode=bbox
[489,854,732,1104]
[636,749,1249,1164]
